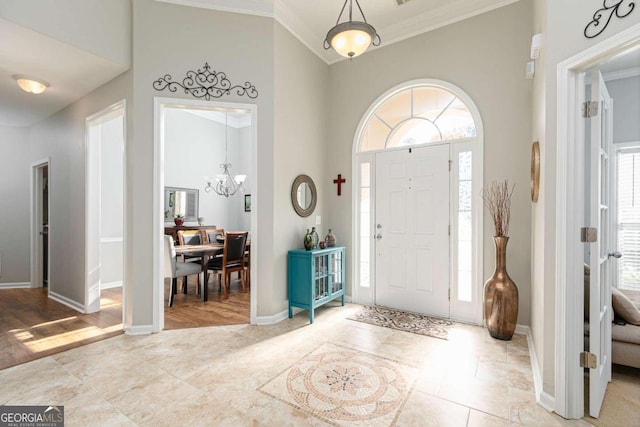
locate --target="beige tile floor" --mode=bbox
[0,303,595,426]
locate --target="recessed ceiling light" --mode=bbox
[13,75,49,94]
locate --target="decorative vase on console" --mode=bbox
[174,215,184,226]
[311,227,319,249]
[304,229,313,251]
[325,229,336,247]
[481,180,518,341]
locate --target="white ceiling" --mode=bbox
[0,17,128,127]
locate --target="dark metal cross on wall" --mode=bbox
[333,174,346,196]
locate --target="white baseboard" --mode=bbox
[49,291,85,313]
[255,308,300,325]
[101,281,123,290]
[0,282,31,289]
[519,324,556,412]
[256,298,350,325]
[124,324,154,335]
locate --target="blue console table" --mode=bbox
[288,246,345,323]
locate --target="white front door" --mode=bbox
[374,144,450,317]
[588,70,613,418]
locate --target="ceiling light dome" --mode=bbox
[324,0,381,59]
[13,75,49,94]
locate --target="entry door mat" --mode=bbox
[258,343,418,426]
[347,305,455,340]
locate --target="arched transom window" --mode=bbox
[359,86,477,151]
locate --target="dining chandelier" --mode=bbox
[204,111,246,197]
[323,0,381,59]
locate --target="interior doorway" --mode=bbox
[153,98,258,332]
[556,24,640,420]
[31,159,50,290]
[85,100,126,314]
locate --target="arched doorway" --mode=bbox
[352,79,484,323]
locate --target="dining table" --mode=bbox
[174,240,250,302]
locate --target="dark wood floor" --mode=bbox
[164,275,250,329]
[0,287,123,370]
[0,277,250,369]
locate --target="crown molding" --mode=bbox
[155,0,274,18]
[156,0,524,66]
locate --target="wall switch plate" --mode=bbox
[316,216,321,225]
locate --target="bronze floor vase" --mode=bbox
[484,236,518,340]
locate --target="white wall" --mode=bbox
[100,115,124,287]
[327,1,533,324]
[606,75,640,144]
[0,125,30,285]
[164,108,251,232]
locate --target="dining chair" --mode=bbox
[177,229,203,291]
[163,235,202,307]
[206,231,248,298]
[203,228,225,244]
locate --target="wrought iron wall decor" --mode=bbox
[152,62,258,100]
[584,0,635,39]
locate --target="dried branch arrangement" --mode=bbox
[481,180,515,237]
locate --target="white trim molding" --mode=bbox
[556,23,640,420]
[518,325,556,412]
[0,282,31,289]
[153,97,259,332]
[49,291,85,313]
[124,324,154,336]
[101,281,123,290]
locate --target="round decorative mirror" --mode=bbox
[291,174,317,217]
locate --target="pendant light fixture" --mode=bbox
[204,111,246,197]
[323,0,381,59]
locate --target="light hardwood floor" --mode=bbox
[0,276,250,369]
[163,275,249,329]
[0,287,123,370]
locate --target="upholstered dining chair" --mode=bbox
[206,231,248,298]
[177,229,203,291]
[163,235,202,307]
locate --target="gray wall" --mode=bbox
[0,0,131,67]
[27,71,131,304]
[0,125,30,285]
[273,21,329,315]
[533,0,640,400]
[607,75,640,144]
[130,0,276,324]
[326,0,533,325]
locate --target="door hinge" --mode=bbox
[448,160,452,171]
[448,288,451,300]
[581,227,597,243]
[582,101,599,118]
[448,224,451,236]
[580,351,597,369]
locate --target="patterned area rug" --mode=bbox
[259,343,417,426]
[347,305,455,340]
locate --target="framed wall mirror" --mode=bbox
[164,187,199,221]
[291,174,317,217]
